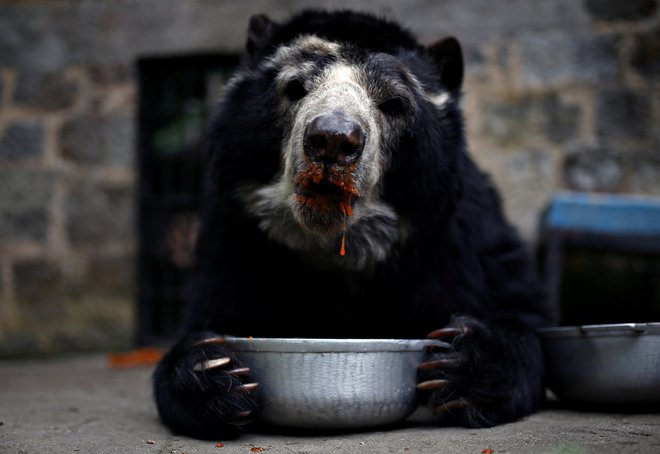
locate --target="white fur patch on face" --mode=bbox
[308,62,384,190]
[427,91,451,109]
[264,35,341,70]
[296,35,342,55]
[238,181,405,270]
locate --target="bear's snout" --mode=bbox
[303,113,365,166]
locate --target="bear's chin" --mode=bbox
[291,194,350,236]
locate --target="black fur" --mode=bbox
[153,9,554,439]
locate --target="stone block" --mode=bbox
[627,149,660,194]
[514,31,618,88]
[65,179,135,247]
[60,113,135,166]
[13,257,66,320]
[0,1,247,72]
[481,94,536,146]
[50,323,132,353]
[84,253,135,299]
[596,89,653,143]
[480,91,581,146]
[585,0,657,22]
[541,93,581,144]
[88,63,134,85]
[13,71,79,111]
[505,148,557,240]
[0,170,54,242]
[563,143,623,191]
[0,120,44,160]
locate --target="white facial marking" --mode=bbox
[265,35,341,70]
[428,91,451,109]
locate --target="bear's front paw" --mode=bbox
[154,334,260,438]
[418,315,542,428]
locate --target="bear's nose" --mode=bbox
[303,114,365,166]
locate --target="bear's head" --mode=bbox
[207,10,467,268]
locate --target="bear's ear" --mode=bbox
[427,37,464,92]
[247,14,277,55]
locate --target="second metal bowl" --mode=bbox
[539,322,660,406]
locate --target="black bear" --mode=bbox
[153,9,554,439]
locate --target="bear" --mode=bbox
[153,9,554,440]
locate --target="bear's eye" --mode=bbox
[283,80,307,101]
[378,97,407,117]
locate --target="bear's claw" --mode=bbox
[193,357,231,372]
[427,326,468,339]
[194,336,226,347]
[418,357,461,370]
[227,367,251,377]
[232,382,259,394]
[416,378,450,390]
[435,398,469,414]
[231,410,253,419]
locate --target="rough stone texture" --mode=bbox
[0,170,54,242]
[627,149,660,195]
[65,179,135,247]
[0,0,595,72]
[541,94,582,144]
[563,143,624,191]
[13,258,67,322]
[0,120,44,160]
[480,94,537,146]
[83,253,135,299]
[513,31,618,89]
[505,149,558,239]
[12,70,79,111]
[60,113,135,166]
[596,89,653,144]
[585,0,658,22]
[88,63,134,85]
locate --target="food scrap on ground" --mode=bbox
[250,447,265,452]
[108,347,163,369]
[482,449,495,454]
[215,442,225,448]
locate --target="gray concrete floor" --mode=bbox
[1,355,659,454]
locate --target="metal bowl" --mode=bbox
[538,323,660,406]
[223,337,445,429]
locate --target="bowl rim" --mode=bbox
[538,322,660,339]
[222,337,449,353]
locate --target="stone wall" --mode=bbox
[0,0,658,356]
[0,47,137,355]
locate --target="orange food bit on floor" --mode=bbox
[108,347,163,369]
